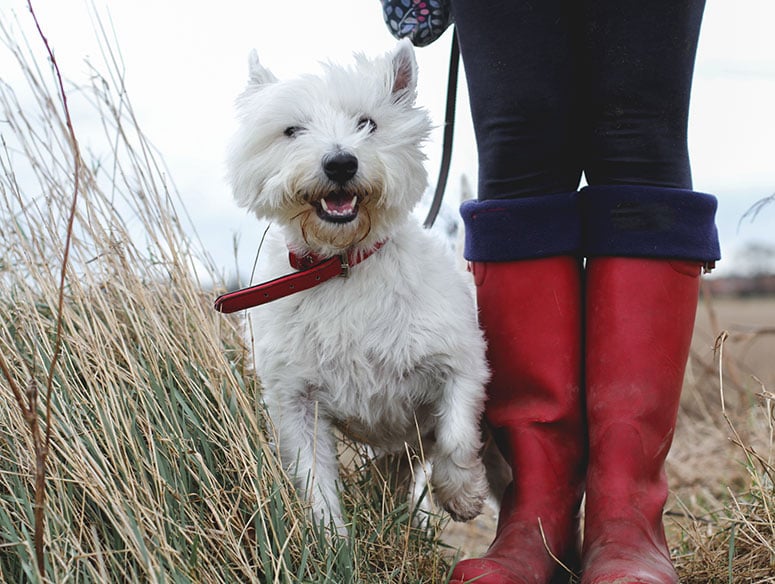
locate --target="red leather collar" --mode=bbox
[214,241,386,313]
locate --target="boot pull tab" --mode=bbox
[469,261,487,287]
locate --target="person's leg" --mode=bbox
[579,0,706,189]
[451,0,581,200]
[578,2,720,582]
[581,189,719,584]
[449,2,587,582]
[582,256,704,584]
[449,256,586,584]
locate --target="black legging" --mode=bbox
[450,0,706,200]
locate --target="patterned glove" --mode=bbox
[380,0,453,47]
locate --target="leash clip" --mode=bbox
[339,253,350,278]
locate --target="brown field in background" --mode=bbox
[443,293,775,566]
[693,294,775,388]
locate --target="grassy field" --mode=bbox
[0,14,455,583]
[1,10,774,584]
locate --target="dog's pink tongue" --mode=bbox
[322,193,357,215]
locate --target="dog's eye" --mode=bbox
[284,126,304,138]
[357,117,377,134]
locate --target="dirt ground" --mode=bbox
[441,293,775,561]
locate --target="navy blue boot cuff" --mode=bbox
[460,192,581,262]
[580,185,721,262]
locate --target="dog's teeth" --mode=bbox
[320,198,329,211]
[350,196,357,208]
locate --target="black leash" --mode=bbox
[423,29,460,229]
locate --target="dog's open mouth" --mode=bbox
[314,191,359,224]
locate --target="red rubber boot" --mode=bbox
[450,257,587,584]
[581,257,703,584]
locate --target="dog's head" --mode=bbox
[227,41,431,256]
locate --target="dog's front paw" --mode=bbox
[443,484,487,523]
[431,457,488,522]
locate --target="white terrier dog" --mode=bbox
[224,40,490,533]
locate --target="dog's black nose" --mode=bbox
[323,152,358,185]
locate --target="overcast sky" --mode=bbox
[1,0,774,277]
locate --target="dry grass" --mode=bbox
[667,295,775,583]
[0,11,451,583]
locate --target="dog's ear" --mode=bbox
[248,49,278,87]
[390,39,418,103]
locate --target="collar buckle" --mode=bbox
[339,253,351,278]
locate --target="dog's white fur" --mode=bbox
[227,41,490,533]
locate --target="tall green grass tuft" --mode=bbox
[0,12,452,583]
